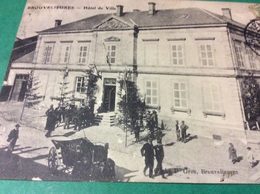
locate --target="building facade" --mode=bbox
[7,3,260,140]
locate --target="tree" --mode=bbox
[84,65,100,114]
[25,70,43,108]
[51,67,73,105]
[117,70,145,128]
[241,73,260,122]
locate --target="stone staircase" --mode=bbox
[94,112,116,127]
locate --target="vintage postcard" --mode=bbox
[0,0,260,183]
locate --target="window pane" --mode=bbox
[147,97,151,104]
[152,97,157,104]
[152,89,157,95]
[174,91,179,98]
[174,83,179,90]
[146,81,151,87]
[181,91,186,98]
[175,99,180,106]
[147,89,151,95]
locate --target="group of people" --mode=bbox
[140,138,166,179]
[133,110,160,143]
[228,143,258,168]
[175,120,189,143]
[45,103,93,137]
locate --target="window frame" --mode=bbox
[75,77,85,94]
[197,41,215,67]
[202,82,225,118]
[59,42,72,64]
[107,44,117,64]
[144,41,158,66]
[170,42,185,66]
[144,80,159,107]
[234,41,245,68]
[42,42,55,64]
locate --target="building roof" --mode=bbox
[13,51,35,63]
[40,7,244,34]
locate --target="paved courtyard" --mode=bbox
[0,102,260,183]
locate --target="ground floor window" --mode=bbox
[75,77,85,93]
[145,80,159,106]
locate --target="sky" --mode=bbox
[17,0,258,39]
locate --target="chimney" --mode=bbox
[116,5,124,17]
[148,2,156,15]
[221,8,232,20]
[55,19,62,27]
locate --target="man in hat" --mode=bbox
[141,138,155,178]
[7,124,20,153]
[154,139,166,178]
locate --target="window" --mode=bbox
[173,82,187,108]
[199,43,214,66]
[43,42,55,64]
[78,45,88,64]
[145,80,159,106]
[60,43,71,64]
[202,82,222,112]
[171,43,185,66]
[246,47,256,69]
[144,43,158,66]
[107,44,116,64]
[75,77,85,93]
[234,42,244,67]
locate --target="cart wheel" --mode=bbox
[48,147,58,173]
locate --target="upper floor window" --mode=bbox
[144,41,158,66]
[199,43,214,66]
[78,45,88,64]
[171,42,185,66]
[145,80,159,106]
[234,42,244,68]
[75,77,85,93]
[246,47,256,69]
[43,42,55,64]
[59,43,71,64]
[173,82,188,108]
[107,44,117,64]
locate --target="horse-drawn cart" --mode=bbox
[48,137,115,181]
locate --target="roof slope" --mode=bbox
[41,7,244,33]
[13,51,35,63]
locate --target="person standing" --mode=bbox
[141,138,155,178]
[247,147,255,168]
[154,139,166,178]
[45,105,56,137]
[180,121,189,143]
[7,124,20,154]
[228,143,237,164]
[175,120,181,141]
[134,122,140,142]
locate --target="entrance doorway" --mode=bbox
[102,78,116,112]
[10,74,29,101]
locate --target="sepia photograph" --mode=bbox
[0,0,260,184]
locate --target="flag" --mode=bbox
[103,42,111,70]
[92,64,102,80]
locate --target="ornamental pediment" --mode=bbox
[104,36,120,42]
[94,18,131,30]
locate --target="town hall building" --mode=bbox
[5,3,260,140]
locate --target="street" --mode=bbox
[0,102,260,183]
